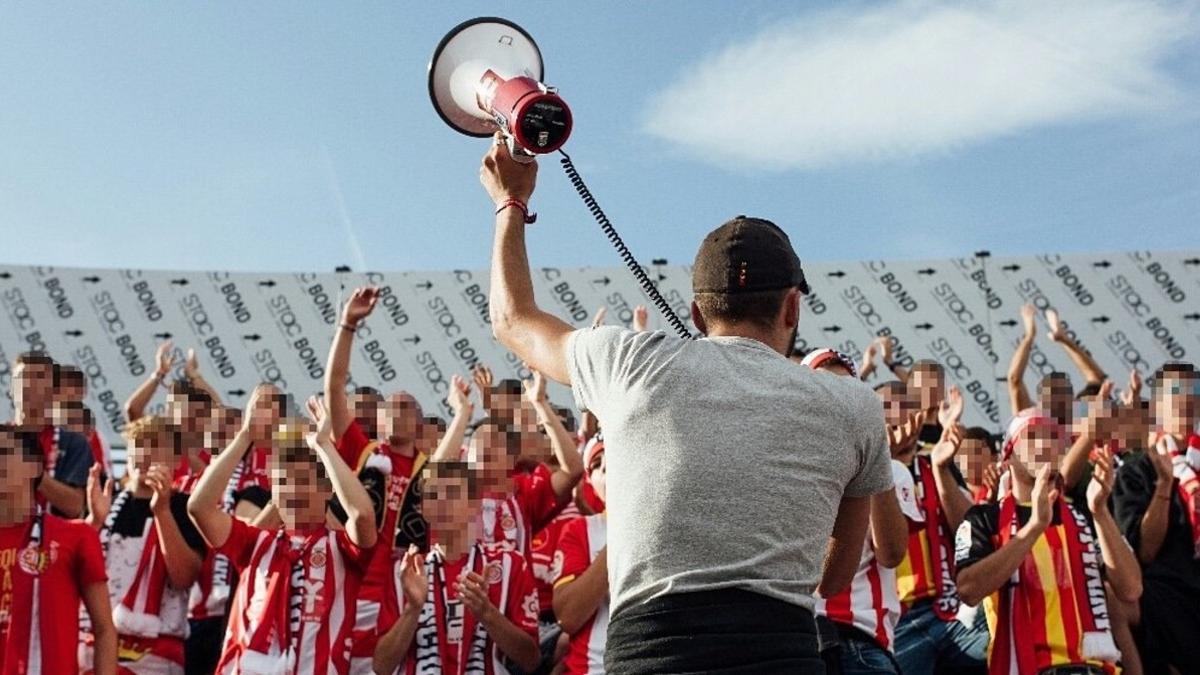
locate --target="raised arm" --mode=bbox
[931,389,973,530]
[82,578,117,675]
[525,370,584,502]
[305,396,377,549]
[184,349,222,408]
[879,337,909,382]
[187,396,256,548]
[553,547,608,634]
[1060,381,1110,490]
[125,341,176,422]
[1046,309,1106,387]
[1006,304,1038,416]
[1087,446,1141,603]
[482,135,574,385]
[858,338,881,382]
[432,375,474,462]
[327,287,379,439]
[373,548,427,675]
[1136,437,1178,564]
[146,463,202,589]
[817,494,872,597]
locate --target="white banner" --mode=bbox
[2,250,1197,455]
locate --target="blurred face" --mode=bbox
[416,417,445,454]
[878,384,916,427]
[910,367,944,411]
[350,392,382,437]
[271,458,327,526]
[1039,376,1074,425]
[587,451,607,502]
[471,423,517,489]
[12,362,54,419]
[1013,422,1064,479]
[52,402,88,434]
[0,430,41,497]
[168,393,211,435]
[421,473,478,536]
[125,431,178,488]
[955,437,993,487]
[1155,372,1199,437]
[378,392,421,445]
[248,385,284,444]
[57,381,85,404]
[1113,404,1150,450]
[205,407,243,451]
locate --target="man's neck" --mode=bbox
[0,494,34,527]
[1011,473,1034,502]
[705,324,790,356]
[132,482,154,499]
[439,529,471,560]
[285,513,326,535]
[386,438,416,458]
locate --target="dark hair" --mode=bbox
[554,406,577,433]
[693,288,790,330]
[0,423,44,462]
[352,386,382,398]
[1075,382,1104,400]
[17,352,56,383]
[424,460,479,497]
[274,443,329,483]
[1152,362,1196,391]
[907,360,944,380]
[874,380,906,395]
[55,364,86,389]
[495,379,523,396]
[423,415,448,433]
[963,427,999,455]
[474,417,523,455]
[1038,372,1072,391]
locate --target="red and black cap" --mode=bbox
[692,216,810,295]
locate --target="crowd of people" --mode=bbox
[0,141,1197,675]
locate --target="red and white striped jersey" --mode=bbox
[554,514,608,675]
[478,464,563,556]
[215,519,371,675]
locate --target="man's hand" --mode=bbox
[523,369,548,406]
[1026,465,1059,535]
[155,340,177,378]
[632,305,649,332]
[982,462,1002,499]
[931,423,964,469]
[1150,436,1177,492]
[448,375,473,416]
[1120,369,1143,407]
[86,464,113,527]
[472,365,493,413]
[1087,445,1115,515]
[398,546,428,612]
[590,306,607,329]
[341,287,379,326]
[481,132,537,206]
[146,464,174,515]
[458,569,498,621]
[184,348,200,380]
[876,336,894,365]
[937,385,964,429]
[304,395,335,450]
[1045,308,1066,343]
[1020,303,1037,339]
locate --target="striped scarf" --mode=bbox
[990,496,1119,674]
[101,490,170,638]
[411,543,491,675]
[906,455,960,619]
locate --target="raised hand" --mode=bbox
[305,395,334,449]
[931,423,964,468]
[937,385,964,429]
[448,374,473,415]
[591,306,607,329]
[632,305,649,332]
[155,340,177,378]
[145,463,174,515]
[1150,435,1178,488]
[471,365,493,412]
[86,463,114,526]
[1020,303,1037,339]
[399,546,428,610]
[1028,465,1059,534]
[239,387,263,435]
[523,369,548,406]
[341,287,379,327]
[457,569,498,620]
[876,336,894,365]
[1045,307,1066,343]
[184,348,201,379]
[982,462,1003,499]
[481,131,538,206]
[1120,369,1143,407]
[1087,445,1116,515]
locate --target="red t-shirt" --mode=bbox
[529,503,581,614]
[0,513,107,675]
[478,464,564,556]
[554,515,608,675]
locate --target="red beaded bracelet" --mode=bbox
[496,198,537,224]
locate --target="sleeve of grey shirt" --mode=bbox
[566,325,671,420]
[842,386,894,498]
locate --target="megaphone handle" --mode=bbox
[507,135,536,164]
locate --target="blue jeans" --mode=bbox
[839,636,899,675]
[893,600,989,674]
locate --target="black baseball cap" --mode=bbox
[692,216,810,295]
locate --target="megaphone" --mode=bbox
[429,17,573,162]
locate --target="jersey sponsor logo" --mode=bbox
[310,549,327,569]
[485,562,503,585]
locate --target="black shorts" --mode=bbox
[606,589,824,675]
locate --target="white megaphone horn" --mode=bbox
[429,17,573,162]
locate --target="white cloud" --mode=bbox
[644,0,1195,170]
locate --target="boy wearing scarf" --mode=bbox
[0,424,116,674]
[956,409,1143,675]
[81,415,207,674]
[373,461,540,675]
[1113,362,1200,674]
[187,393,378,675]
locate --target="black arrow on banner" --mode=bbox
[915,323,934,330]
[1092,261,1111,269]
[1002,264,1021,272]
[999,320,1018,328]
[243,334,262,341]
[227,389,247,397]
[657,273,668,282]
[822,325,842,333]
[258,280,276,287]
[403,335,422,345]
[974,250,991,258]
[154,332,173,339]
[651,258,668,266]
[827,271,846,278]
[592,277,611,286]
[1184,313,1200,321]
[82,276,101,283]
[64,330,83,337]
[170,278,189,286]
[0,272,11,279]
[1184,258,1200,266]
[416,281,433,291]
[917,268,937,276]
[1092,316,1111,324]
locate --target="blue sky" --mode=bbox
[2,1,1198,275]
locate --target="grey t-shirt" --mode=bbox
[567,326,892,616]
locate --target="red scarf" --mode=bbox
[1162,433,1200,559]
[101,490,170,638]
[912,455,959,620]
[410,544,494,675]
[990,496,1119,674]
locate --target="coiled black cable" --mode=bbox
[558,149,694,340]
